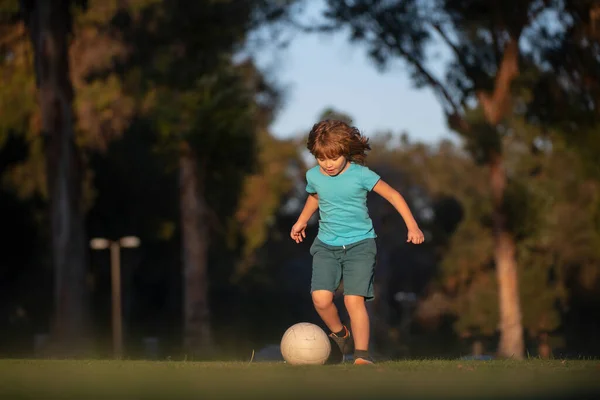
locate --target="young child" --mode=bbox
[290,120,424,365]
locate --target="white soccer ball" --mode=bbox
[280,322,331,365]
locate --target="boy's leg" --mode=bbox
[344,295,369,351]
[313,290,352,355]
[311,290,343,333]
[340,238,377,364]
[310,238,351,354]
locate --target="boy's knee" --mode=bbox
[311,290,334,310]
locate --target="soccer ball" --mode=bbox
[280,322,331,365]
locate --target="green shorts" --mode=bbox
[309,237,377,301]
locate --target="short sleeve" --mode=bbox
[305,171,316,194]
[361,166,381,191]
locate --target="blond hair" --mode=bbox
[306,120,371,165]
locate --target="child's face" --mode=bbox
[317,155,347,176]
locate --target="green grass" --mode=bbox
[0,359,598,399]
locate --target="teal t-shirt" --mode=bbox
[305,162,381,246]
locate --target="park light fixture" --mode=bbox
[119,236,141,248]
[90,237,110,250]
[90,236,140,250]
[89,235,141,359]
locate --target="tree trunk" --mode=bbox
[22,0,90,355]
[472,339,483,357]
[478,37,524,359]
[490,154,524,359]
[180,142,213,357]
[538,332,551,359]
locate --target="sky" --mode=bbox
[250,1,455,145]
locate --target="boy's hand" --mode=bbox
[290,221,307,243]
[407,228,425,244]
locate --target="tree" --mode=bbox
[317,107,354,125]
[15,0,91,355]
[2,0,157,355]
[315,0,600,359]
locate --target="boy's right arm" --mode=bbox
[290,194,319,243]
[298,193,319,223]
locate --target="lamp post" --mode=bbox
[90,235,141,359]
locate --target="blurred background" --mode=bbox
[1,0,599,361]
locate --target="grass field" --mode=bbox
[0,359,599,400]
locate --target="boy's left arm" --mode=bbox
[372,180,425,244]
